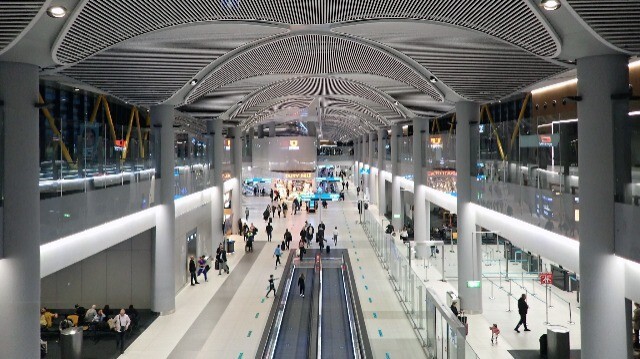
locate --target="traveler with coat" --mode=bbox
[333,226,339,246]
[298,273,306,298]
[284,229,293,249]
[514,294,530,332]
[217,246,229,275]
[245,207,249,221]
[266,222,273,242]
[115,309,131,354]
[197,255,209,282]
[274,245,282,269]
[189,256,199,285]
[265,274,278,298]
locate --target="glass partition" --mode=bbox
[360,209,474,358]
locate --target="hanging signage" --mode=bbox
[288,139,300,150]
[539,272,553,285]
[466,280,481,288]
[429,135,443,148]
[519,134,560,148]
[285,172,313,179]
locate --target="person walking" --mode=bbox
[514,294,530,332]
[284,229,292,250]
[266,221,273,242]
[197,255,209,282]
[265,274,278,298]
[189,256,199,285]
[298,273,306,298]
[283,202,288,218]
[277,204,282,218]
[245,207,249,221]
[298,238,306,260]
[115,309,131,354]
[333,226,339,246]
[217,245,229,275]
[274,245,282,269]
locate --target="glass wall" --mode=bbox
[360,209,476,359]
[39,85,154,199]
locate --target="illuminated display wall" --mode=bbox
[252,136,317,173]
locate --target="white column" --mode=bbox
[150,104,176,314]
[391,124,402,230]
[232,127,243,234]
[455,101,482,314]
[368,132,376,203]
[361,134,367,190]
[0,62,40,358]
[577,54,628,359]
[378,129,386,216]
[210,120,224,249]
[413,118,429,258]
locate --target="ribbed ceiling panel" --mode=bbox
[53,0,559,64]
[346,32,566,101]
[0,1,44,53]
[233,77,403,121]
[60,29,279,105]
[187,34,441,104]
[567,0,640,54]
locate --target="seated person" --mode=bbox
[126,305,139,327]
[84,304,97,323]
[58,315,74,331]
[102,305,113,317]
[74,304,87,319]
[40,308,58,329]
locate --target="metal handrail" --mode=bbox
[342,254,365,359]
[262,264,296,359]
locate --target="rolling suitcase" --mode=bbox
[214,260,220,271]
[326,245,330,254]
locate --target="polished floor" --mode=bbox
[121,184,583,359]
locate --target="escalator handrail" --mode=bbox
[316,266,323,359]
[342,255,365,359]
[262,264,297,359]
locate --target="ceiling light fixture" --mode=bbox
[190,79,198,86]
[46,6,67,18]
[394,101,399,106]
[429,76,438,83]
[541,0,561,11]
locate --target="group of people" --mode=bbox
[40,304,137,354]
[294,220,339,260]
[188,243,230,286]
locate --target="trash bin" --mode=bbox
[547,325,570,359]
[60,327,83,359]
[226,239,235,254]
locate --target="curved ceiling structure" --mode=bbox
[228,76,407,122]
[1,1,638,142]
[0,0,44,54]
[52,0,560,64]
[185,33,443,104]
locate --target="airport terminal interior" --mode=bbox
[2,1,640,358]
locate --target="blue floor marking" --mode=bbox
[364,285,368,290]
[238,353,243,359]
[373,312,378,318]
[378,329,383,337]
[385,353,391,359]
[368,297,373,303]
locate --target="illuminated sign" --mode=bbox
[222,172,232,180]
[466,280,481,288]
[288,140,299,150]
[114,139,127,152]
[429,136,442,147]
[427,170,457,177]
[224,139,231,151]
[285,172,313,179]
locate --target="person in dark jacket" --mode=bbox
[189,256,199,285]
[298,273,306,298]
[514,293,530,332]
[284,229,293,249]
[266,222,273,242]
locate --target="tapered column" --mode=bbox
[391,124,402,230]
[368,132,376,203]
[378,129,386,216]
[209,120,224,249]
[354,138,360,187]
[150,104,176,314]
[361,134,367,190]
[577,54,628,359]
[232,127,243,234]
[413,118,429,258]
[455,101,482,313]
[0,62,40,358]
